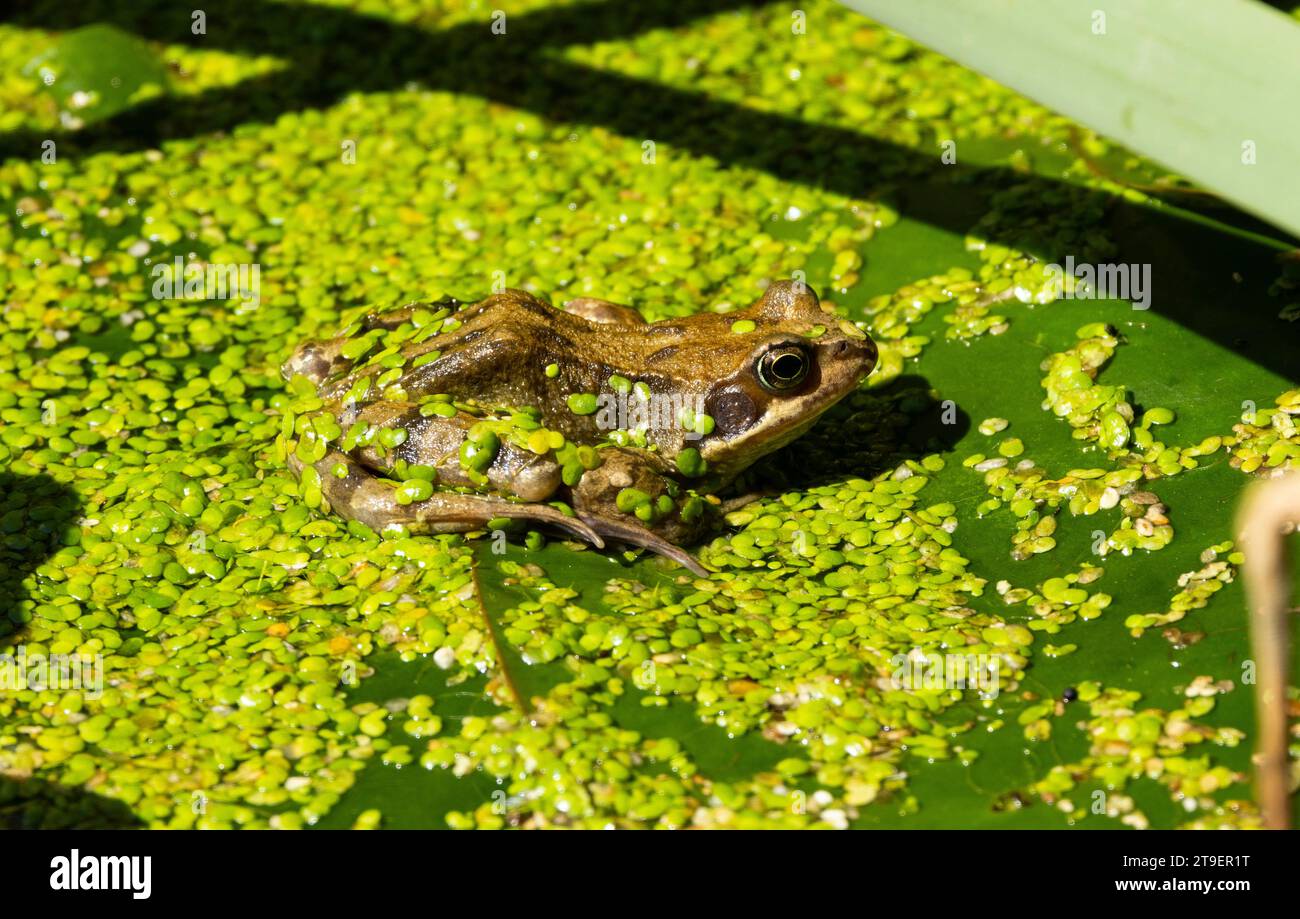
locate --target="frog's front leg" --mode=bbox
[290,450,604,546]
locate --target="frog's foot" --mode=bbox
[578,513,709,578]
[561,297,647,327]
[293,451,604,548]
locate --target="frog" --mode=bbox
[282,279,877,576]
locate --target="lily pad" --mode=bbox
[23,24,169,128]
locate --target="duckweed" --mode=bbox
[1227,389,1300,476]
[566,393,599,416]
[1123,542,1241,637]
[1024,682,1255,829]
[0,0,1286,832]
[674,448,707,478]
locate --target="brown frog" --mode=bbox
[282,279,877,575]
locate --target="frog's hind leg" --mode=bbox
[562,297,647,327]
[578,513,709,578]
[344,401,563,503]
[293,451,604,548]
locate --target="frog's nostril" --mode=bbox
[848,338,877,371]
[830,338,873,363]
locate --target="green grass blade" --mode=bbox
[838,0,1300,239]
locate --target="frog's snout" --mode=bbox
[830,335,878,380]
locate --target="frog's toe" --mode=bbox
[579,513,709,578]
[472,502,605,548]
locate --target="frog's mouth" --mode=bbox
[734,413,824,464]
[721,395,838,459]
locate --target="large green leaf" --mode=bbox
[322,542,797,828]
[330,135,1299,828]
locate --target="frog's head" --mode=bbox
[692,280,876,475]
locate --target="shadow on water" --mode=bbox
[0,1,1228,236]
[0,471,80,640]
[0,472,141,828]
[0,775,143,829]
[748,373,970,491]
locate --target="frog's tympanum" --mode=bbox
[281,280,877,575]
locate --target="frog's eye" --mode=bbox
[755,345,810,393]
